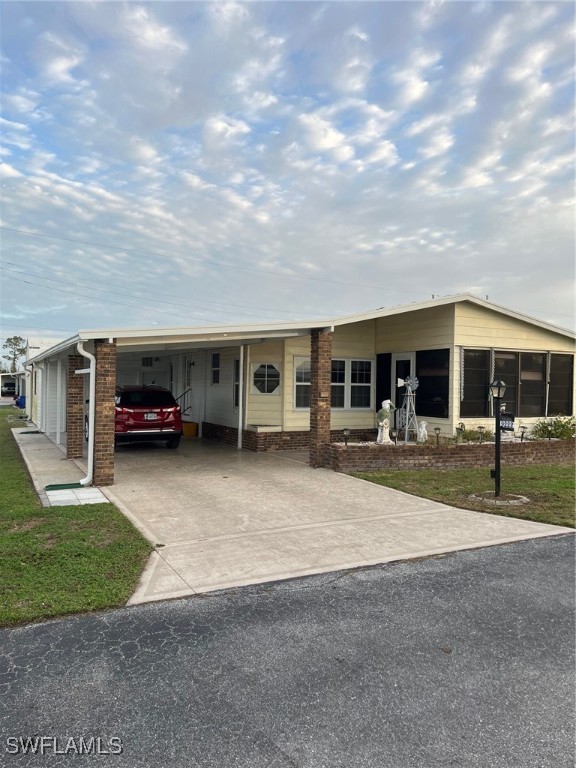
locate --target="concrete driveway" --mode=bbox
[99,439,573,604]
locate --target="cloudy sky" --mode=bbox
[1,0,574,343]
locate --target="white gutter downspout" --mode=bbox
[77,341,96,487]
[237,345,245,450]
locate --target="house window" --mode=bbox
[253,364,280,394]
[461,349,490,417]
[519,353,546,417]
[494,352,518,416]
[549,354,573,415]
[351,361,372,408]
[142,357,153,367]
[233,358,240,408]
[461,349,573,418]
[331,360,345,408]
[416,349,450,418]
[211,353,220,384]
[295,359,311,408]
[295,358,373,409]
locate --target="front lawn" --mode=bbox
[353,465,575,529]
[0,409,151,627]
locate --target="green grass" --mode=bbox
[0,409,151,627]
[353,465,575,529]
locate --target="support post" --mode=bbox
[309,328,332,468]
[93,339,116,486]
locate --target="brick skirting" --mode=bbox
[330,439,576,472]
[201,423,377,452]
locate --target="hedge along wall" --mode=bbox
[330,439,576,473]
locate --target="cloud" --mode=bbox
[0,0,573,335]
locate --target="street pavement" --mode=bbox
[1,535,574,768]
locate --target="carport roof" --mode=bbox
[25,293,575,364]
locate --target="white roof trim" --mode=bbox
[24,294,573,364]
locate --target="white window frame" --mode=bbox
[211,352,220,385]
[293,357,374,410]
[294,357,311,409]
[251,362,281,395]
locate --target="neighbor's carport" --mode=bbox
[27,322,334,487]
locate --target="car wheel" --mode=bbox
[84,416,89,442]
[166,436,181,449]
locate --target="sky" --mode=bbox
[0,0,574,344]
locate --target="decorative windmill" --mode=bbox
[397,375,419,443]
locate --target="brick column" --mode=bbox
[66,354,85,459]
[309,328,332,468]
[93,339,116,486]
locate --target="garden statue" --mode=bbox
[376,400,395,444]
[418,421,428,442]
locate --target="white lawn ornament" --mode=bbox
[376,400,395,444]
[418,421,428,443]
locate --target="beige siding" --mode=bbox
[376,306,455,352]
[284,323,377,431]
[454,303,575,352]
[245,341,284,427]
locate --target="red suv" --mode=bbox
[84,386,183,449]
[114,386,183,448]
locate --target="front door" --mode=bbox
[392,353,414,429]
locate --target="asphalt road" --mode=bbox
[1,535,574,768]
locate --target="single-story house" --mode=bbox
[24,294,575,486]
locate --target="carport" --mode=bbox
[26,322,334,487]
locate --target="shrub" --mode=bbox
[459,426,493,443]
[531,416,576,440]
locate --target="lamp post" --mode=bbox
[478,425,485,444]
[489,379,507,497]
[520,425,527,442]
[391,429,398,445]
[343,428,351,447]
[434,427,441,447]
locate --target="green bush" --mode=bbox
[458,426,493,442]
[531,416,576,440]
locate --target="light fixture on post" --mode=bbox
[489,379,507,497]
[520,425,527,442]
[434,427,441,447]
[546,424,552,441]
[391,429,398,445]
[478,425,485,444]
[343,428,351,448]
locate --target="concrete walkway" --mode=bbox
[13,429,572,605]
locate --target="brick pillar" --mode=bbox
[66,354,85,459]
[93,339,116,486]
[309,328,332,468]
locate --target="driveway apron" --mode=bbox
[99,440,573,604]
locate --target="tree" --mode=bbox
[2,336,26,372]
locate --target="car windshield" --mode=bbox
[117,390,176,408]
